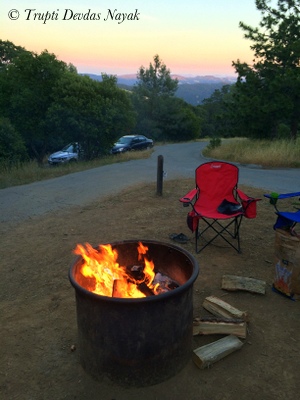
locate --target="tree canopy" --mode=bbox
[0,43,202,166]
[47,73,135,159]
[135,54,178,98]
[0,117,28,165]
[0,40,135,164]
[0,39,30,71]
[232,0,300,140]
[0,48,69,163]
[132,55,201,141]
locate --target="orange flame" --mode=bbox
[74,242,157,298]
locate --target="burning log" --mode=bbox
[152,272,179,294]
[137,282,155,297]
[74,242,181,299]
[112,278,155,298]
[221,274,266,295]
[112,265,179,298]
[193,335,244,369]
[193,317,247,338]
[112,280,123,298]
[128,264,145,281]
[202,295,248,321]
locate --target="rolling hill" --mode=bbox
[83,73,237,106]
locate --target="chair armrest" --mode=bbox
[179,188,198,204]
[237,189,261,218]
[264,191,300,209]
[237,189,261,202]
[264,191,300,200]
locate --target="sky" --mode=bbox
[0,0,265,77]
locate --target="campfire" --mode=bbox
[69,239,199,387]
[74,241,179,298]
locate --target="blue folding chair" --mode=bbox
[264,192,300,233]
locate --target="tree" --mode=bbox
[132,55,178,122]
[134,54,178,104]
[47,73,136,159]
[232,0,300,140]
[199,85,235,138]
[0,117,28,165]
[0,49,70,163]
[151,96,200,141]
[0,41,136,163]
[132,55,200,141]
[0,40,30,71]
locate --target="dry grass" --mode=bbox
[203,138,300,167]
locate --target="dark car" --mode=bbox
[111,135,153,154]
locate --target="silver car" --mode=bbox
[48,143,79,165]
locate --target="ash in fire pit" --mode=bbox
[69,239,199,387]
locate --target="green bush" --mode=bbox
[208,137,222,149]
[0,118,28,166]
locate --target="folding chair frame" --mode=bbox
[195,214,243,253]
[264,191,300,232]
[180,161,260,254]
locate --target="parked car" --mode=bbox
[48,143,79,165]
[111,135,154,154]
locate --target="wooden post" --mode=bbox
[156,155,164,196]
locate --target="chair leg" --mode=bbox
[195,225,216,253]
[195,216,243,253]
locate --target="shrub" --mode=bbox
[0,118,28,166]
[208,137,222,149]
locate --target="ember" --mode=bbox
[74,241,179,298]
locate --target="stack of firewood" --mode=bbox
[193,274,266,369]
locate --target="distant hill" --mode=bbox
[82,73,237,106]
[175,83,229,105]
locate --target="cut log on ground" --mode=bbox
[221,274,266,295]
[202,295,249,321]
[193,317,247,338]
[193,335,244,369]
[193,317,201,336]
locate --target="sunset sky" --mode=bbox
[1,0,265,77]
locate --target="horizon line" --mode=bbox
[80,71,237,78]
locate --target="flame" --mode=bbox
[73,242,157,298]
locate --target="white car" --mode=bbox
[48,143,79,165]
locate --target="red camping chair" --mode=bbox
[180,161,260,253]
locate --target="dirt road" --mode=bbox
[0,142,298,226]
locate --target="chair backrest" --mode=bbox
[195,161,239,209]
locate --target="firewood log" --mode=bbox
[193,335,244,369]
[202,295,249,321]
[221,275,266,295]
[193,317,247,338]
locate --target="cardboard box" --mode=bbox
[274,229,300,298]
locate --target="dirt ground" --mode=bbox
[1,179,299,400]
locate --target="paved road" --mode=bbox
[0,142,298,224]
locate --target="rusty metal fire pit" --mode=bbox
[69,239,199,387]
